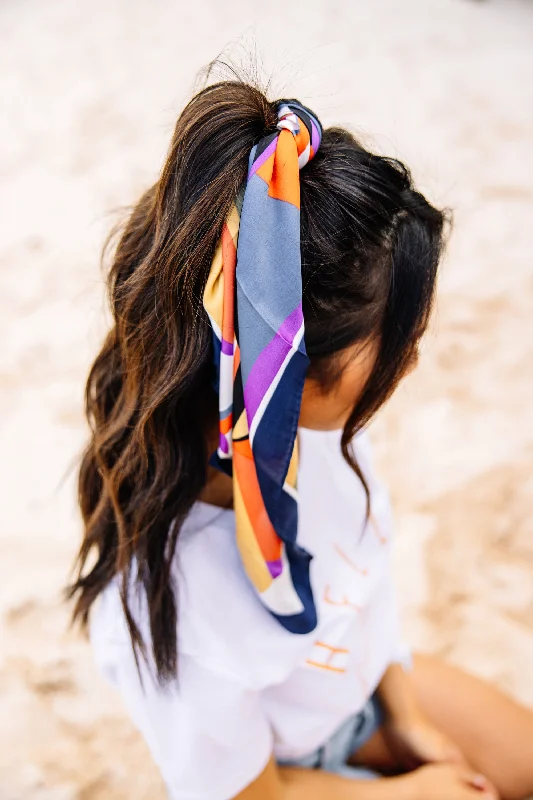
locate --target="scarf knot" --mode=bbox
[276,101,322,168]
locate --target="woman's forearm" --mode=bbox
[280,765,413,800]
[377,662,421,723]
[235,756,414,800]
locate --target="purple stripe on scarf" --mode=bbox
[221,338,234,356]
[278,303,304,342]
[267,559,283,579]
[244,304,304,425]
[248,138,278,180]
[311,119,320,154]
[219,432,229,454]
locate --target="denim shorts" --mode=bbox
[276,695,384,780]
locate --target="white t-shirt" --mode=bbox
[90,426,409,800]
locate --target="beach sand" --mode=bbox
[1,0,532,796]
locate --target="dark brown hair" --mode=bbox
[68,72,447,683]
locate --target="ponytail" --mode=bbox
[69,81,278,681]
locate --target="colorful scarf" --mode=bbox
[203,100,323,634]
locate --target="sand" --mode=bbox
[1,0,532,796]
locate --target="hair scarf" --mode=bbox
[203,100,323,634]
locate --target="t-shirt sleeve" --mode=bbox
[104,641,272,799]
[91,590,273,800]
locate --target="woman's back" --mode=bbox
[90,427,408,797]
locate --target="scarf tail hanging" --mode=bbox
[203,100,323,633]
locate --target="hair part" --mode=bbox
[67,68,448,683]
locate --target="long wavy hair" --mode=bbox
[68,73,447,683]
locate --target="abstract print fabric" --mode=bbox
[203,100,323,633]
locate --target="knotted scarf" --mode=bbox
[203,100,323,634]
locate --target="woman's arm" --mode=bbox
[234,756,409,800]
[377,662,421,723]
[376,662,466,766]
[233,755,497,800]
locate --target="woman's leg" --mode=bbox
[352,654,533,800]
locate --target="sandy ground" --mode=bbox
[1,0,532,797]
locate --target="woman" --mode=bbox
[69,75,533,800]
